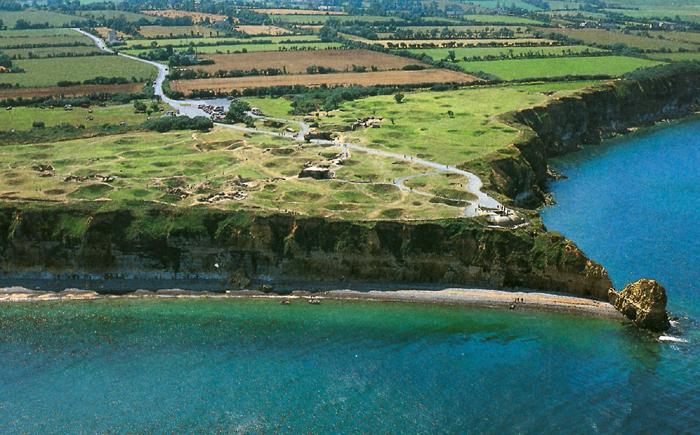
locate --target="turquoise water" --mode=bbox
[1,121,700,432]
[0,299,686,433]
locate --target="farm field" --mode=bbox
[457,56,662,80]
[124,42,344,56]
[235,25,291,36]
[0,83,144,100]
[0,103,156,131]
[3,45,105,59]
[645,52,700,62]
[138,25,222,38]
[364,38,556,48]
[272,15,402,24]
[124,35,321,48]
[0,10,85,28]
[387,25,535,36]
[409,45,607,61]
[0,31,92,48]
[186,50,425,75]
[646,31,700,45]
[317,81,599,169]
[171,69,478,95]
[252,9,346,15]
[541,28,698,51]
[141,9,228,23]
[461,1,544,11]
[463,14,543,25]
[76,10,158,23]
[0,56,157,88]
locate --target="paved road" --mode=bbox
[75,28,512,219]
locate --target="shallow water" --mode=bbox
[1,121,700,432]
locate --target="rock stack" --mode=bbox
[609,279,670,331]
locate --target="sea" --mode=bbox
[1,120,698,433]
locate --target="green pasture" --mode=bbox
[0,103,156,131]
[458,56,662,80]
[0,56,157,87]
[3,45,105,59]
[123,42,344,56]
[124,35,321,48]
[318,81,599,168]
[409,45,607,61]
[0,10,85,28]
[463,14,543,25]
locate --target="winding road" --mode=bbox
[75,29,517,222]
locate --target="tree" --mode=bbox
[394,93,405,104]
[447,50,457,62]
[225,99,253,125]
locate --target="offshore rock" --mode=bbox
[609,279,670,331]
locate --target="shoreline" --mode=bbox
[0,286,624,320]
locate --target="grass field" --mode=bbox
[0,31,91,48]
[171,69,477,95]
[541,28,698,52]
[646,52,700,62]
[3,45,105,59]
[124,42,345,56]
[76,10,158,23]
[272,15,402,24]
[0,102,157,131]
[0,127,461,220]
[463,14,543,25]
[124,35,322,48]
[0,56,157,88]
[370,38,556,48]
[235,25,291,36]
[409,45,607,61]
[252,8,346,15]
[0,83,144,100]
[457,56,662,80]
[461,1,544,11]
[189,49,424,74]
[142,9,228,23]
[0,10,85,28]
[138,25,223,38]
[317,81,599,168]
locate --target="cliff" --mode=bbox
[486,63,700,206]
[0,204,612,299]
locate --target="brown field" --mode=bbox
[187,49,426,74]
[0,83,143,100]
[234,25,291,36]
[252,8,346,15]
[142,9,231,23]
[171,69,478,94]
[138,25,220,38]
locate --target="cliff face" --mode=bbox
[489,66,700,206]
[0,205,612,299]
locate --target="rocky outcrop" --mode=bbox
[609,279,670,331]
[0,204,612,299]
[485,64,700,207]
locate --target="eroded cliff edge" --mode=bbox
[487,63,700,207]
[0,205,611,299]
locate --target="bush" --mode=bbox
[32,120,45,129]
[142,116,213,133]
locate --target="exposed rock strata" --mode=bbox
[609,279,670,331]
[0,206,612,299]
[486,65,700,207]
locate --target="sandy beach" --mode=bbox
[0,286,623,319]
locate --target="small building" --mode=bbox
[107,30,125,46]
